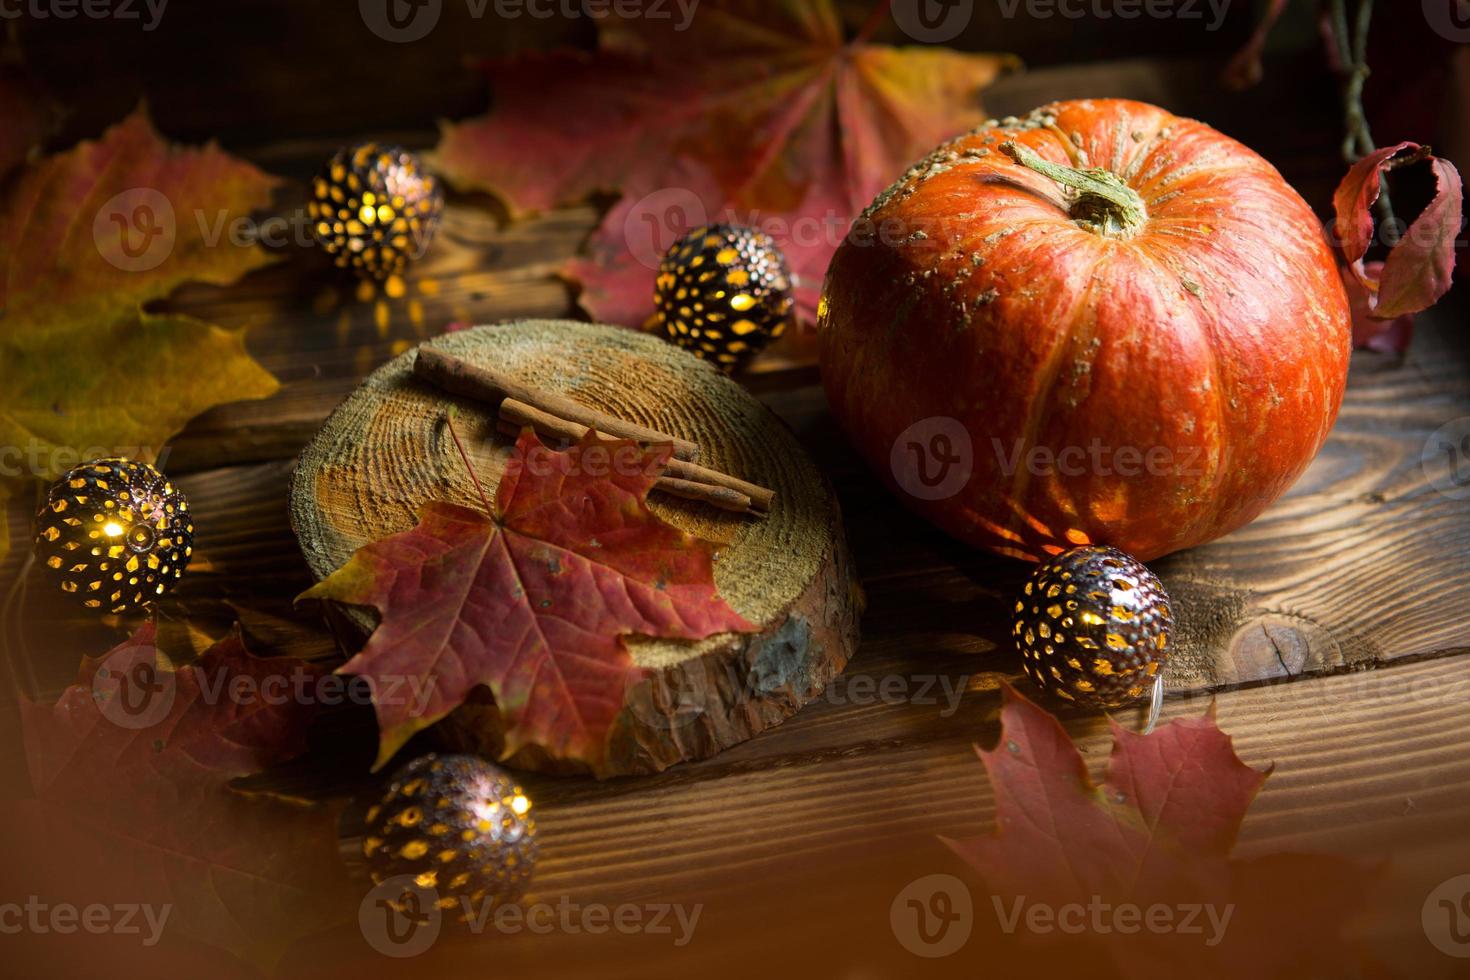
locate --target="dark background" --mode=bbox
[8,0,1467,214]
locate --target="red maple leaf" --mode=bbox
[432,0,1015,330]
[299,428,754,772]
[3,623,351,968]
[945,684,1376,978]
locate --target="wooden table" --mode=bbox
[3,66,1468,980]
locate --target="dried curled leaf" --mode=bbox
[1332,142,1462,350]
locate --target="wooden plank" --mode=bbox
[3,38,1464,976]
[277,655,1470,979]
[6,296,1468,703]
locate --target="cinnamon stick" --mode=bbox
[493,420,754,514]
[499,399,775,513]
[415,346,700,461]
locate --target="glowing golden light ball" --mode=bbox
[34,458,193,615]
[363,754,537,923]
[308,142,443,281]
[1013,546,1171,708]
[654,224,794,373]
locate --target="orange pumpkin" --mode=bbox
[819,99,1351,561]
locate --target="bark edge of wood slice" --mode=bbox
[290,320,863,777]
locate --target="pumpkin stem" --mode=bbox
[1000,141,1148,238]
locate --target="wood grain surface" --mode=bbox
[0,52,1466,979]
[289,321,862,775]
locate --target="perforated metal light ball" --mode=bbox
[308,142,443,280]
[363,754,537,923]
[1013,545,1171,708]
[654,223,794,372]
[34,458,193,615]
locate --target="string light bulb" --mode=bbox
[363,754,538,924]
[654,224,794,373]
[34,458,194,615]
[1013,545,1171,708]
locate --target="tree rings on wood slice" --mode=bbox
[290,320,863,776]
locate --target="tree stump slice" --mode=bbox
[290,320,862,777]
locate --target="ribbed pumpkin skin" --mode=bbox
[819,99,1351,562]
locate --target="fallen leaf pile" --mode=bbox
[300,428,754,773]
[946,685,1375,978]
[3,623,351,967]
[434,0,1016,332]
